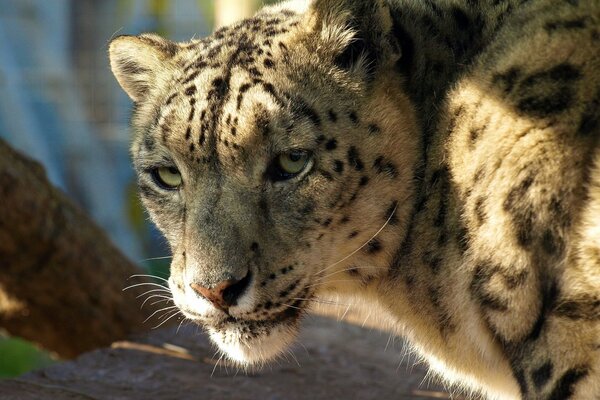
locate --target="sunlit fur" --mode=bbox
[110,0,600,398]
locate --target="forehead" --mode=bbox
[148,11,328,162]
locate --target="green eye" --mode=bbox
[152,166,182,189]
[270,150,312,181]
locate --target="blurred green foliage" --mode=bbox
[0,336,55,378]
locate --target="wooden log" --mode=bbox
[0,315,454,399]
[0,138,167,358]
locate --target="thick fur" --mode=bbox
[109,0,600,398]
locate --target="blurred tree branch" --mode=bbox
[215,0,258,28]
[0,138,168,359]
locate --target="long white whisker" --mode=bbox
[153,309,181,329]
[139,255,173,262]
[211,353,225,378]
[149,297,174,307]
[290,297,350,307]
[317,203,398,276]
[136,288,172,299]
[304,279,358,289]
[176,317,190,334]
[129,274,169,283]
[286,349,301,367]
[281,303,303,311]
[141,294,173,309]
[144,305,178,323]
[123,282,167,291]
[314,265,389,283]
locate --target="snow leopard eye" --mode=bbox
[268,150,312,181]
[152,166,182,190]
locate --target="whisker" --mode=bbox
[316,203,398,276]
[286,349,301,367]
[314,265,389,283]
[304,279,359,290]
[123,282,167,291]
[153,309,181,329]
[136,288,172,299]
[129,274,169,283]
[176,317,190,334]
[281,303,303,311]
[211,353,225,378]
[144,305,178,323]
[141,294,173,309]
[139,255,173,262]
[290,297,351,307]
[150,297,174,307]
[340,303,351,320]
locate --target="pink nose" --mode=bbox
[190,273,251,312]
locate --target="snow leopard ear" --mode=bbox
[306,0,400,77]
[108,34,178,102]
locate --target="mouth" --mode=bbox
[181,296,309,365]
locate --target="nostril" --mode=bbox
[190,271,252,311]
[222,270,252,307]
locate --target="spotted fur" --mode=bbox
[109,0,600,398]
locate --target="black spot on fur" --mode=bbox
[263,58,275,68]
[349,111,359,124]
[456,227,470,254]
[531,361,553,389]
[300,203,315,215]
[359,176,369,186]
[328,109,338,122]
[470,263,509,311]
[526,281,558,341]
[474,196,486,225]
[503,174,535,247]
[183,70,200,84]
[544,18,587,32]
[292,97,321,127]
[578,89,600,136]
[548,367,588,400]
[492,67,521,93]
[333,160,344,174]
[144,135,155,151]
[347,147,364,171]
[513,368,529,398]
[319,170,334,181]
[554,295,600,320]
[325,139,338,151]
[185,85,197,96]
[165,93,178,105]
[348,231,359,239]
[368,124,381,135]
[366,239,382,254]
[522,63,581,87]
[373,156,398,178]
[516,63,581,118]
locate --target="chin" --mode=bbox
[180,302,306,367]
[207,319,301,366]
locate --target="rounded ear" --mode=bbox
[108,34,178,102]
[305,0,400,77]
